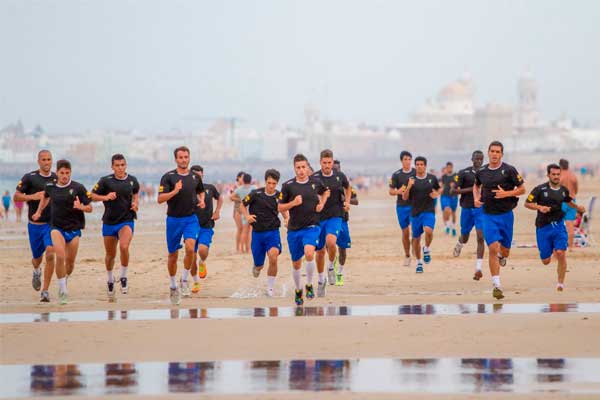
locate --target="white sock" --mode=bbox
[327,261,334,271]
[193,274,199,283]
[318,272,325,284]
[456,241,464,248]
[305,260,316,284]
[107,270,114,283]
[58,277,67,293]
[34,266,41,273]
[292,269,302,290]
[557,282,565,289]
[169,276,177,289]
[182,269,189,282]
[476,259,483,271]
[450,222,455,229]
[120,266,128,278]
[267,276,276,291]
[497,254,505,260]
[492,275,501,288]
[338,266,344,275]
[423,246,430,252]
[417,259,423,265]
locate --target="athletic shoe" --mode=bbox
[445,227,450,235]
[423,248,431,264]
[306,284,315,299]
[453,243,463,257]
[452,228,457,237]
[40,290,50,303]
[170,287,181,305]
[191,282,200,294]
[180,279,191,297]
[335,273,344,286]
[266,288,274,298]
[252,266,261,278]
[107,281,116,302]
[317,281,326,297]
[498,255,507,267]
[327,268,336,285]
[59,291,68,305]
[120,277,128,294]
[32,269,42,291]
[416,263,424,273]
[557,284,564,292]
[473,270,483,281]
[294,289,304,306]
[492,287,504,300]
[198,262,207,279]
[403,256,411,267]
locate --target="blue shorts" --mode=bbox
[51,228,82,244]
[410,212,436,238]
[28,223,53,259]
[396,205,412,229]
[460,207,484,236]
[251,229,282,267]
[337,220,352,249]
[562,201,577,221]
[536,220,568,260]
[317,217,343,250]
[102,221,134,238]
[194,227,214,252]
[441,195,458,211]
[482,210,514,249]
[166,215,200,254]
[287,226,320,262]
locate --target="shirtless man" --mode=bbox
[558,159,579,249]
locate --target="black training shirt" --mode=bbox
[280,176,326,231]
[407,173,440,216]
[526,183,573,228]
[389,168,415,206]
[312,169,349,220]
[455,167,479,209]
[242,187,281,232]
[159,170,204,218]
[92,174,140,225]
[343,187,358,222]
[195,184,220,228]
[441,173,457,197]
[16,170,57,223]
[44,180,91,231]
[475,163,524,215]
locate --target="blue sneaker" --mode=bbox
[294,289,304,306]
[423,248,431,264]
[445,227,450,235]
[452,228,457,237]
[416,263,424,273]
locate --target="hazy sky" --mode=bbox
[1,0,598,132]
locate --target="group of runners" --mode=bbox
[13,140,585,305]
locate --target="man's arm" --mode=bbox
[473,184,483,207]
[31,196,50,221]
[402,178,414,201]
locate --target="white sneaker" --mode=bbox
[453,242,463,257]
[180,279,191,297]
[266,288,274,297]
[170,287,181,305]
[327,268,336,285]
[403,256,411,267]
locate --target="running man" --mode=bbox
[525,163,585,291]
[278,154,329,305]
[452,151,486,280]
[440,162,458,236]
[32,159,92,305]
[190,165,223,293]
[158,146,205,305]
[14,150,57,301]
[558,159,580,249]
[230,171,245,253]
[313,149,351,294]
[231,173,256,253]
[389,151,415,267]
[333,159,358,286]
[90,154,140,301]
[402,156,441,273]
[473,141,525,300]
[241,169,288,297]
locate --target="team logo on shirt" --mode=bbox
[336,176,340,182]
[527,194,534,202]
[454,175,459,182]
[428,179,432,184]
[93,183,99,191]
[501,170,505,175]
[130,181,134,186]
[244,195,250,202]
[543,192,548,197]
[159,186,164,193]
[517,174,523,182]
[86,191,91,198]
[69,189,74,195]
[312,184,315,190]
[278,192,283,200]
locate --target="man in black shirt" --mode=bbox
[189,165,223,293]
[402,156,441,273]
[241,169,288,297]
[91,154,140,301]
[451,150,485,280]
[158,146,206,305]
[278,154,329,306]
[440,161,458,237]
[333,159,358,286]
[312,149,351,296]
[14,150,57,301]
[473,141,526,300]
[389,151,415,266]
[33,159,92,305]
[525,163,585,291]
